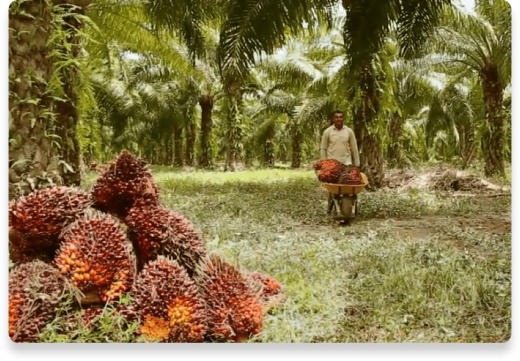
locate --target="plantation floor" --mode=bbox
[87,167,512,343]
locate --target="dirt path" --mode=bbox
[294,211,511,241]
[353,212,511,241]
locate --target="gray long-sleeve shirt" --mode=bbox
[320,125,360,166]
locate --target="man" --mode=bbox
[320,110,361,218]
[320,110,360,167]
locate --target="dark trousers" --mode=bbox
[328,193,357,215]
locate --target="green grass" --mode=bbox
[71,167,511,343]
[155,168,510,343]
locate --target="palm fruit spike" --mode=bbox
[9,260,75,342]
[9,186,92,244]
[313,158,345,171]
[249,272,283,303]
[55,211,136,304]
[337,165,363,185]
[124,200,206,276]
[313,159,347,183]
[130,257,208,342]
[248,272,285,315]
[197,254,264,342]
[9,243,55,266]
[78,308,105,328]
[91,150,160,218]
[9,229,57,265]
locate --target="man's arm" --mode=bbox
[349,129,360,167]
[320,128,329,159]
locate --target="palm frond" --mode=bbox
[141,0,221,60]
[218,0,335,80]
[86,0,202,80]
[343,0,451,73]
[397,0,452,58]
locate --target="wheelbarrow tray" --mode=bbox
[321,173,369,195]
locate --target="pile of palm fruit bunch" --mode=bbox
[8,150,283,343]
[9,261,79,342]
[313,159,364,185]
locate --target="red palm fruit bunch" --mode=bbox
[91,150,160,218]
[9,260,73,342]
[55,211,136,303]
[78,308,105,328]
[313,159,347,183]
[124,199,206,276]
[130,257,208,342]
[249,272,283,303]
[198,254,264,342]
[9,186,92,250]
[9,229,55,265]
[337,165,363,185]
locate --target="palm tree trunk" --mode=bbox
[185,121,196,167]
[279,149,287,163]
[264,140,275,167]
[507,129,513,165]
[224,78,243,171]
[169,136,175,164]
[291,128,302,168]
[482,71,504,176]
[355,120,384,190]
[173,125,184,167]
[244,147,253,167]
[461,123,475,169]
[9,0,59,200]
[263,124,275,167]
[353,65,384,189]
[198,95,214,168]
[387,115,403,166]
[53,1,90,186]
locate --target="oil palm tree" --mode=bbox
[386,61,436,166]
[140,0,337,169]
[9,0,58,199]
[91,52,187,165]
[431,0,511,175]
[86,1,228,167]
[502,89,511,163]
[425,79,476,166]
[9,0,92,199]
[251,26,344,168]
[342,0,453,66]
[341,0,453,187]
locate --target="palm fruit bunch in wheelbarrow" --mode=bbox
[9,150,284,343]
[313,159,364,185]
[337,165,364,185]
[313,159,346,183]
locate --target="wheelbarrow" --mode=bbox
[321,173,369,222]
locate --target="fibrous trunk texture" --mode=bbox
[198,95,214,168]
[482,67,504,177]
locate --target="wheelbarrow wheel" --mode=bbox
[339,195,354,220]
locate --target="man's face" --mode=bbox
[333,112,344,128]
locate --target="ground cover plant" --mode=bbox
[8,0,511,345]
[30,162,509,343]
